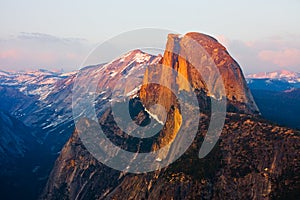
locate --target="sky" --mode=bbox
[0,0,299,74]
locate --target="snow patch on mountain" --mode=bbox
[0,69,76,100]
[246,70,300,83]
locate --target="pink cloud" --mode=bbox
[212,35,300,73]
[0,49,18,59]
[258,48,300,67]
[65,52,79,59]
[0,32,92,71]
[38,52,57,63]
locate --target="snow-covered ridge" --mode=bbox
[0,50,161,100]
[0,70,10,76]
[0,69,75,100]
[246,70,300,83]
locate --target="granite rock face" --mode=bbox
[41,33,299,200]
[140,33,258,117]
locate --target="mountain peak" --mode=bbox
[141,32,259,114]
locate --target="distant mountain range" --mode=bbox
[246,70,300,83]
[2,68,299,99]
[246,70,300,91]
[0,69,76,100]
[246,70,300,129]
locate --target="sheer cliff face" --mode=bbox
[41,33,299,200]
[140,32,259,116]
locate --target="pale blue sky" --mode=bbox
[0,0,299,73]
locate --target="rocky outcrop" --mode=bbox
[140,32,259,116]
[41,32,299,200]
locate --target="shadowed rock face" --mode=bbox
[42,114,300,200]
[41,33,299,200]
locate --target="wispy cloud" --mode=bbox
[18,32,87,43]
[259,48,300,67]
[216,35,300,73]
[0,32,93,71]
[0,49,18,59]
